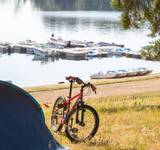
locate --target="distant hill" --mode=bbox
[32,0,113,11]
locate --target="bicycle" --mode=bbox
[51,76,99,142]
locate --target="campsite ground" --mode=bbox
[28,74,160,150]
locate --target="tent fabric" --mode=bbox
[0,81,67,150]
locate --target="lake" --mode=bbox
[0,0,159,87]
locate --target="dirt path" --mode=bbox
[30,78,160,103]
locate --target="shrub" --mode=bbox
[141,39,160,60]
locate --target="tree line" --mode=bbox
[32,0,113,11]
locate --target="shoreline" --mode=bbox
[27,74,160,103]
[25,73,160,93]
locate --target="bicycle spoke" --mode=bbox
[51,97,66,132]
[66,105,99,142]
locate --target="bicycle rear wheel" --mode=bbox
[51,96,66,132]
[65,104,99,142]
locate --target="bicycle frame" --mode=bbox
[64,80,85,111]
[55,80,85,124]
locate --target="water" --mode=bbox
[0,53,159,87]
[0,1,159,87]
[0,1,152,50]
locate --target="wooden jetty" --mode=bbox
[0,45,7,54]
[125,52,142,59]
[0,41,142,61]
[47,48,86,57]
[44,46,142,60]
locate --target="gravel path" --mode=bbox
[30,78,160,103]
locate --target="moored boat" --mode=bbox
[90,67,152,79]
[13,43,47,57]
[116,69,128,78]
[86,49,99,57]
[127,69,138,77]
[136,67,152,75]
[33,48,47,57]
[86,49,108,58]
[114,48,126,56]
[49,40,65,49]
[90,71,117,79]
[90,72,104,79]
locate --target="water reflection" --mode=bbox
[42,11,120,32]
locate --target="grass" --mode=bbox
[42,91,160,150]
[25,74,160,93]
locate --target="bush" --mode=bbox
[141,39,160,60]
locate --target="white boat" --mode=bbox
[70,40,86,47]
[13,43,47,57]
[49,39,65,49]
[90,71,117,79]
[116,69,128,78]
[86,49,108,58]
[91,67,153,80]
[85,41,97,47]
[33,48,47,57]
[86,50,99,57]
[18,40,36,46]
[105,71,118,78]
[137,68,152,75]
[114,48,125,56]
[124,48,132,52]
[50,37,78,49]
[127,69,139,77]
[90,72,104,79]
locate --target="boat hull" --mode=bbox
[90,69,152,79]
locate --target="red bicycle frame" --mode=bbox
[60,79,85,113]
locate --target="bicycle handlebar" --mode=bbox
[66,76,84,85]
[66,76,96,94]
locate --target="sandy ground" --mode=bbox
[30,78,160,104]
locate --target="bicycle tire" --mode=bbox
[51,96,66,132]
[65,104,99,142]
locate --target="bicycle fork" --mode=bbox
[76,101,86,126]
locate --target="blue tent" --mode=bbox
[0,81,68,150]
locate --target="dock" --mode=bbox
[0,41,142,61]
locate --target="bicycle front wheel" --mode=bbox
[51,96,66,132]
[65,104,99,142]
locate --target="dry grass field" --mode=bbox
[42,91,160,150]
[27,75,160,150]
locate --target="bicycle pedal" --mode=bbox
[71,128,78,133]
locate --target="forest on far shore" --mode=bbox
[32,0,112,11]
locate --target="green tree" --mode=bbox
[111,0,160,60]
[111,0,160,37]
